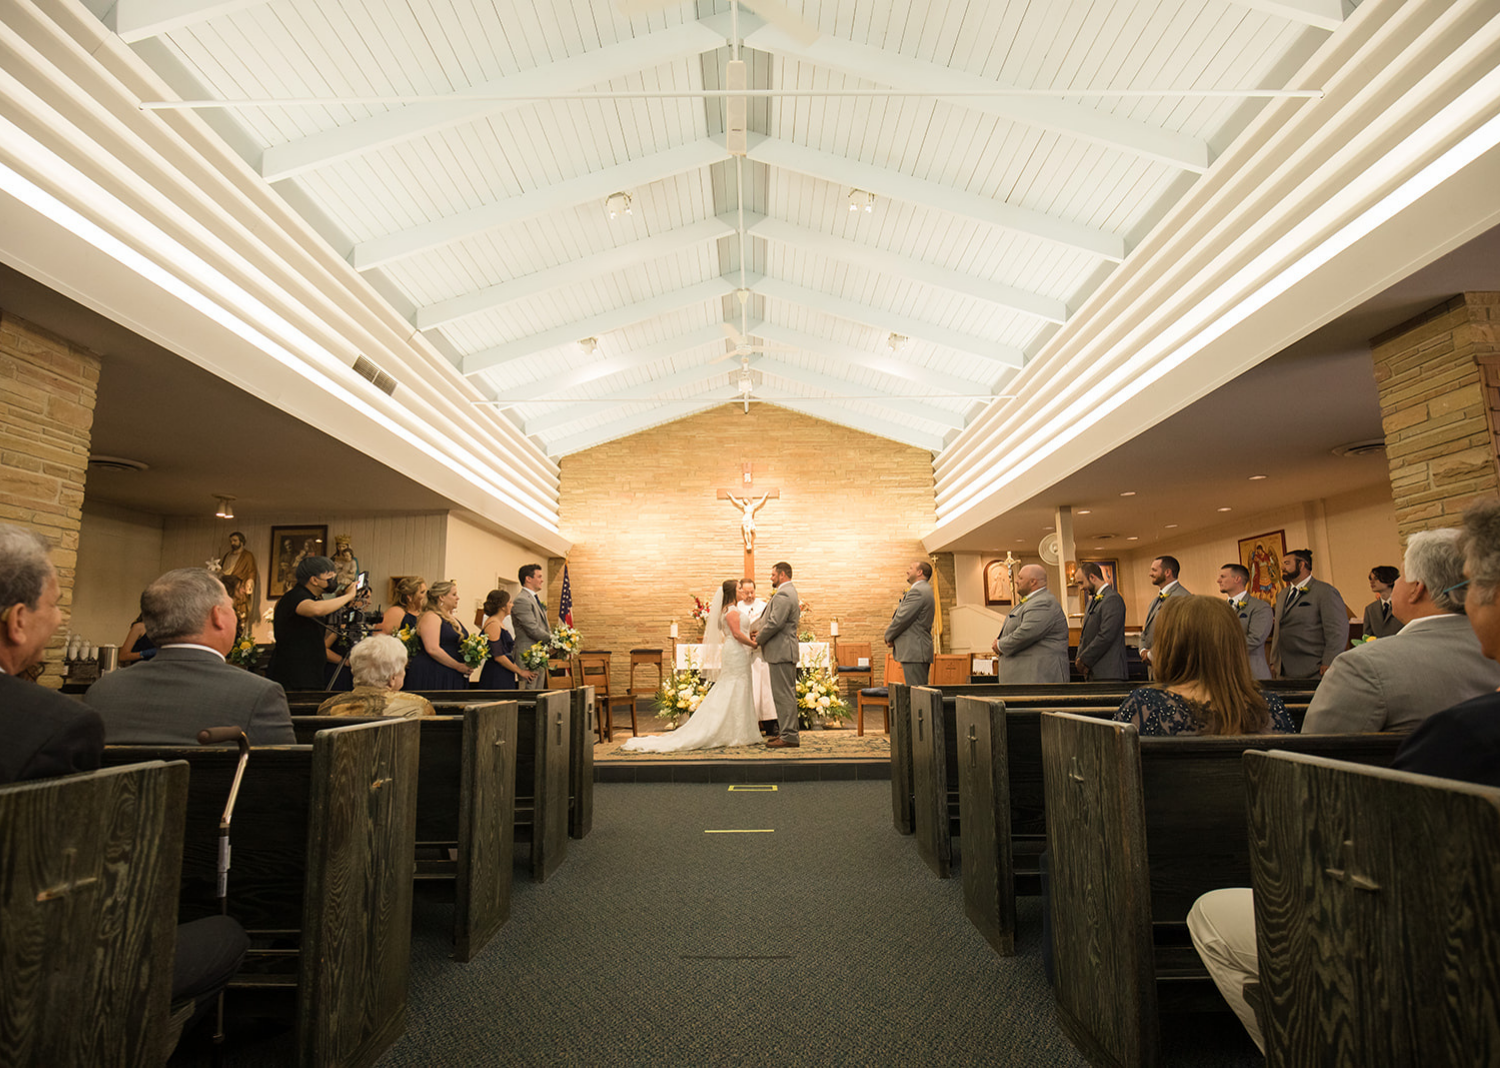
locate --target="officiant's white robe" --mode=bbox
[739,598,775,721]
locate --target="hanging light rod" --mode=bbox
[474,394,1017,405]
[141,87,1321,111]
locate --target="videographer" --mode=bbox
[268,555,368,690]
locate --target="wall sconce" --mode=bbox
[606,191,633,219]
[214,495,236,519]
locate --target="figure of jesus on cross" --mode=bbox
[718,463,779,579]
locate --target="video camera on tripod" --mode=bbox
[330,571,380,646]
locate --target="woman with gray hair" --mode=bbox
[316,635,435,718]
[269,554,366,690]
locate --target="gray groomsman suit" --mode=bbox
[83,645,294,745]
[994,588,1070,684]
[1076,584,1127,681]
[1272,577,1350,680]
[511,588,550,690]
[884,579,935,688]
[1362,597,1404,640]
[1303,613,1500,733]
[1140,581,1191,657]
[1230,594,1274,681]
[756,580,802,742]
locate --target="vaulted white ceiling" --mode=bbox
[96,0,1347,456]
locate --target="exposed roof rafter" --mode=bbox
[1230,0,1347,31]
[485,323,738,401]
[523,357,758,435]
[752,322,1003,396]
[107,0,265,43]
[753,357,969,429]
[545,400,728,456]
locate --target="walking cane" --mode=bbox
[197,727,250,1063]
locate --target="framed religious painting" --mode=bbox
[1082,559,1119,588]
[983,558,1016,605]
[269,525,327,598]
[1238,530,1286,605]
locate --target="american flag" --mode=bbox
[558,563,573,627]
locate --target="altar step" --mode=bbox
[595,758,889,784]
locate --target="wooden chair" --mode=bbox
[1245,751,1500,1066]
[546,657,575,689]
[834,639,873,702]
[628,648,664,697]
[856,653,902,736]
[1,761,188,1066]
[581,654,637,741]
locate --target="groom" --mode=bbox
[752,562,801,748]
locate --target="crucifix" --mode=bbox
[718,462,779,579]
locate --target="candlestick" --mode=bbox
[830,618,839,637]
[669,621,678,639]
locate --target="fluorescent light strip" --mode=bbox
[0,145,559,531]
[937,92,1500,526]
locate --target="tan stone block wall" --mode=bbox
[1372,293,1500,541]
[553,405,937,693]
[0,310,101,685]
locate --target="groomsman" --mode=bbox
[884,560,935,688]
[1075,562,1126,681]
[1362,565,1403,639]
[1217,563,1273,680]
[512,563,550,690]
[1271,548,1350,679]
[1139,555,1189,673]
[992,565,1069,684]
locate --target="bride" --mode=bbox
[621,579,763,752]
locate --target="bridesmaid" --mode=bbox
[478,589,536,689]
[379,576,427,637]
[405,580,472,690]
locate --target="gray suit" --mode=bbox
[994,588,1070,684]
[1076,584,1127,681]
[1272,577,1350,679]
[756,580,801,741]
[83,646,294,745]
[1232,595,1274,681]
[511,588,550,690]
[1303,613,1500,733]
[884,579,935,688]
[1362,598,1404,640]
[1140,581,1191,654]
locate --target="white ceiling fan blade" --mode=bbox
[739,0,820,46]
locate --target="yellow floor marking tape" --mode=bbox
[727,784,778,792]
[704,829,776,834]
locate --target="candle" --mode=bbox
[830,618,839,636]
[669,621,678,639]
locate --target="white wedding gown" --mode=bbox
[620,608,763,752]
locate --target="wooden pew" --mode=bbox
[1245,751,1500,1066]
[1040,713,1402,1068]
[1,761,188,1066]
[104,719,419,1068]
[291,702,517,961]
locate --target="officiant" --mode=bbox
[737,579,777,733]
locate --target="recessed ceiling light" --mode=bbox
[1126,536,1139,541]
[1248,474,1267,481]
[1165,523,1178,529]
[1077,509,1092,515]
[1120,491,1136,497]
[1217,507,1232,512]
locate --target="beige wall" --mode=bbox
[73,502,164,646]
[556,404,936,691]
[443,513,536,624]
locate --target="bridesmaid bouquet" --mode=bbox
[520,642,551,670]
[226,635,258,669]
[459,632,490,670]
[395,625,422,658]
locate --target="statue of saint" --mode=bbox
[218,531,259,629]
[723,492,770,552]
[332,534,360,591]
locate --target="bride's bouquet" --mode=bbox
[459,632,491,670]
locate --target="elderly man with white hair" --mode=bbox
[317,634,436,718]
[1302,527,1500,733]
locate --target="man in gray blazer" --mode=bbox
[1304,530,1500,732]
[1076,562,1126,681]
[84,568,294,745]
[753,561,802,748]
[1361,565,1404,639]
[511,563,550,690]
[1218,563,1273,680]
[1139,555,1190,674]
[884,560,935,688]
[1271,548,1350,680]
[992,565,1070,684]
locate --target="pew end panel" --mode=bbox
[908,686,952,878]
[515,691,571,882]
[567,685,595,839]
[0,761,188,1068]
[955,697,1015,955]
[890,684,915,835]
[1245,751,1500,1067]
[454,701,519,962]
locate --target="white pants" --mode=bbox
[1187,887,1264,1052]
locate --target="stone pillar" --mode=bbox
[0,310,101,684]
[1372,293,1500,541]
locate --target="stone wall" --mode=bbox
[1373,292,1500,541]
[0,310,101,684]
[554,405,937,693]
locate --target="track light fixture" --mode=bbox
[847,188,875,213]
[606,191,633,219]
[214,495,236,519]
[578,337,599,355]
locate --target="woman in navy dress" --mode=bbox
[478,589,536,689]
[379,576,426,639]
[405,580,472,690]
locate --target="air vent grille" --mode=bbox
[88,455,149,473]
[352,356,397,396]
[1331,439,1385,458]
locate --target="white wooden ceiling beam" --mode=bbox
[524,359,754,435]
[352,138,729,270]
[545,400,728,457]
[1230,0,1347,31]
[752,357,968,429]
[753,387,947,452]
[743,26,1210,173]
[754,275,1024,369]
[744,213,1068,324]
[461,273,756,375]
[485,323,739,400]
[752,322,1000,396]
[261,20,727,181]
[416,216,736,331]
[105,0,266,43]
[738,134,1126,261]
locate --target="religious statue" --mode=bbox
[1002,551,1019,600]
[332,534,360,591]
[218,531,259,630]
[723,492,771,552]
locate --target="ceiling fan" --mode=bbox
[614,0,820,47]
[731,356,763,413]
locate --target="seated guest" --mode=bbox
[379,575,426,637]
[992,564,1070,683]
[316,635,435,718]
[478,589,535,689]
[0,523,104,782]
[118,612,156,665]
[1303,529,1500,733]
[405,580,473,690]
[84,568,295,745]
[1362,564,1403,639]
[1113,595,1295,735]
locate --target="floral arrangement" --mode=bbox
[655,667,709,728]
[520,641,551,670]
[796,648,847,727]
[691,595,711,625]
[549,623,583,656]
[226,635,258,669]
[395,625,422,658]
[459,631,491,670]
